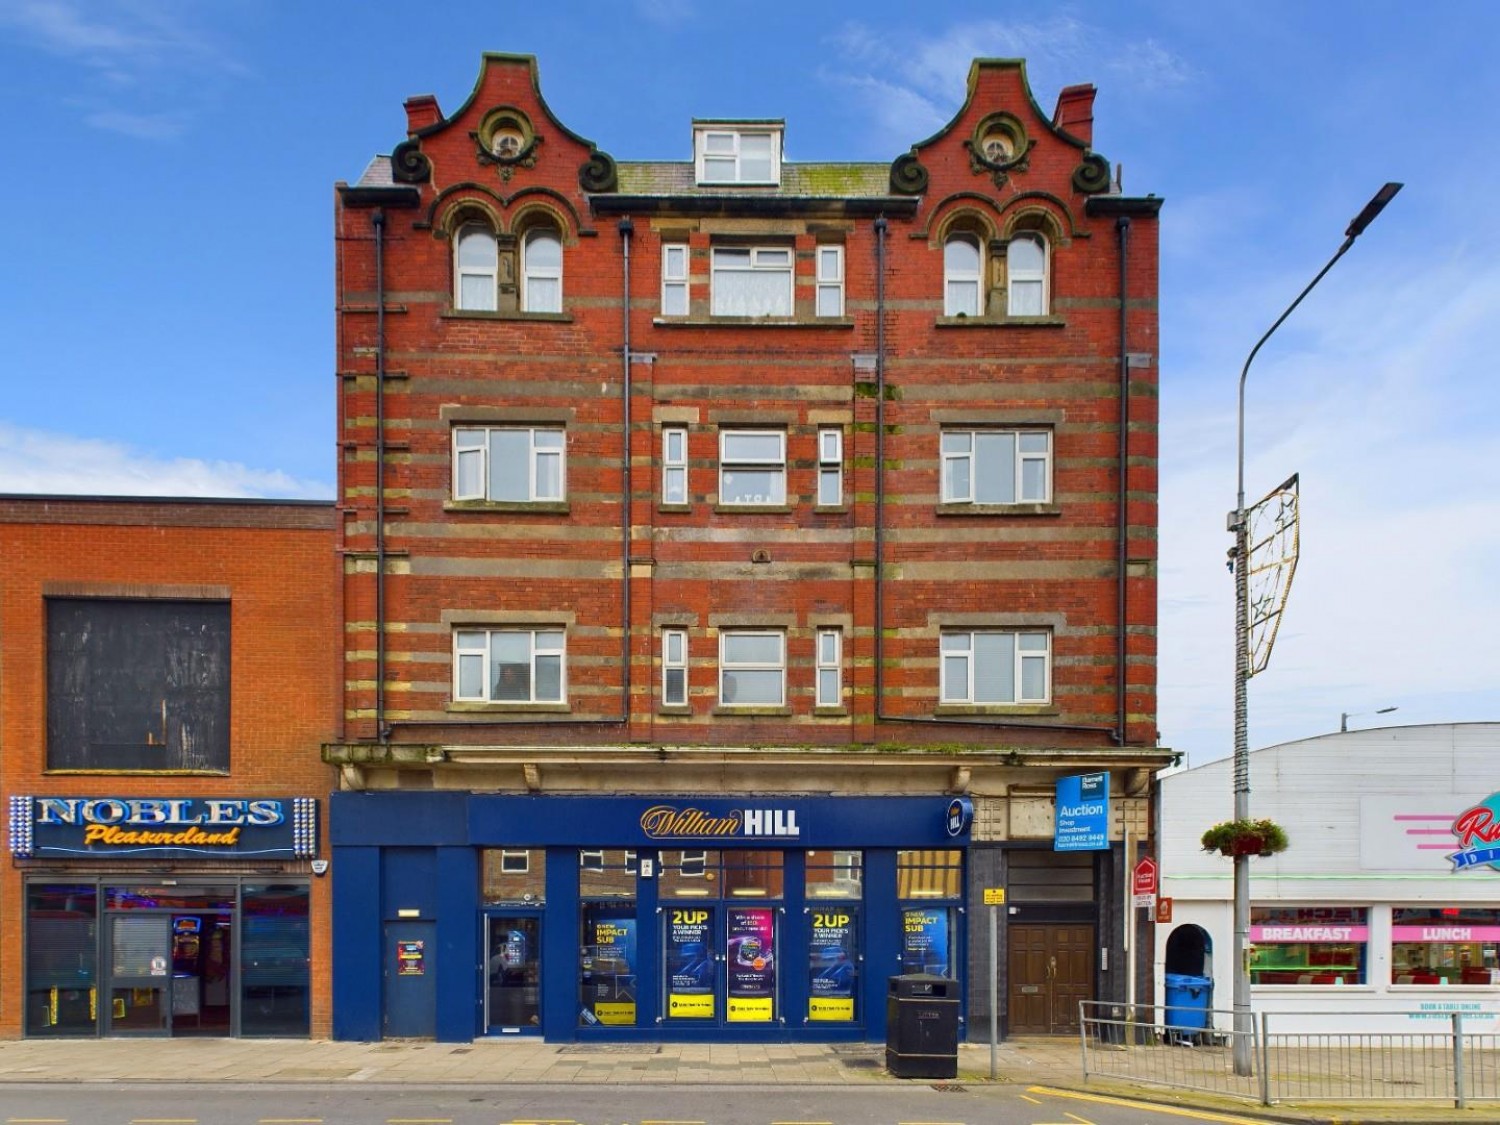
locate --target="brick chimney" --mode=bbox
[404,94,442,136]
[1053,84,1095,145]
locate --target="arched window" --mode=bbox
[522,228,562,313]
[943,234,982,317]
[455,224,498,311]
[1007,232,1048,316]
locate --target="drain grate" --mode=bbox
[556,1043,662,1055]
[931,1082,967,1092]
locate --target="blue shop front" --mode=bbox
[329,792,971,1042]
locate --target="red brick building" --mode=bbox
[326,53,1169,1043]
[0,497,338,1039]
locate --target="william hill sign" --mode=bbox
[640,804,801,840]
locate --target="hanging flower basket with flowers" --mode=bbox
[1200,818,1289,858]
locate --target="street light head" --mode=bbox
[1345,182,1402,238]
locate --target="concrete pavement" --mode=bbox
[1,1035,1498,1123]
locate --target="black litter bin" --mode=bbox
[886,973,959,1079]
[1163,972,1212,1037]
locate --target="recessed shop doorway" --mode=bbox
[485,912,542,1033]
[1007,923,1094,1035]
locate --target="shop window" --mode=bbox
[719,430,786,507]
[521,227,563,313]
[481,849,546,903]
[899,850,961,979]
[455,223,499,311]
[26,884,98,1036]
[580,901,638,1027]
[46,597,230,773]
[816,245,844,317]
[241,884,310,1037]
[817,428,842,507]
[719,629,785,706]
[662,427,688,505]
[579,849,638,898]
[941,428,1052,505]
[661,628,688,706]
[711,247,793,317]
[806,850,863,899]
[453,628,565,704]
[453,426,565,503]
[1391,907,1500,985]
[1248,906,1369,985]
[940,629,1051,705]
[660,849,719,898]
[661,243,689,316]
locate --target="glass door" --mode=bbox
[485,913,541,1032]
[663,903,718,1021]
[107,914,171,1034]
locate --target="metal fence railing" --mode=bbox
[1079,1004,1500,1107]
[1079,1001,1262,1103]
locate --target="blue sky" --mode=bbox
[3,1,1497,772]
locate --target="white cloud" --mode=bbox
[0,423,332,500]
[0,0,246,137]
[822,17,1194,150]
[635,0,694,27]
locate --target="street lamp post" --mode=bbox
[1340,706,1398,733]
[1229,182,1401,1076]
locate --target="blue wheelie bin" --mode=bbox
[1163,973,1212,1040]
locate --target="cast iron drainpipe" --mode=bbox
[1115,215,1131,746]
[374,208,390,743]
[619,217,634,723]
[870,215,1120,742]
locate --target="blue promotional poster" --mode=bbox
[726,906,776,1022]
[808,907,857,1021]
[901,908,951,976]
[1055,771,1110,851]
[580,905,636,1025]
[664,907,715,1019]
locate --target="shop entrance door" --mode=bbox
[1008,923,1094,1034]
[105,912,235,1036]
[383,920,436,1038]
[485,913,541,1033]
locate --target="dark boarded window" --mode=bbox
[47,598,230,772]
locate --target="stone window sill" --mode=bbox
[442,309,574,323]
[936,502,1060,517]
[658,705,693,717]
[445,500,571,515]
[712,706,793,717]
[447,702,572,715]
[935,315,1065,328]
[713,504,793,515]
[654,316,854,329]
[934,704,1058,717]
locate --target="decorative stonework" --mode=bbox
[391,139,431,184]
[1072,152,1111,195]
[965,112,1033,188]
[578,149,618,193]
[890,152,929,194]
[474,106,541,181]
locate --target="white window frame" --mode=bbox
[521,228,562,313]
[455,224,499,312]
[816,244,844,317]
[940,429,1052,505]
[452,426,566,503]
[499,849,530,874]
[678,849,708,877]
[710,246,793,317]
[718,629,786,707]
[943,234,983,317]
[662,426,688,505]
[453,628,567,704]
[718,429,786,507]
[940,630,1051,705]
[1006,231,1049,316]
[817,427,843,507]
[662,242,689,316]
[580,849,605,871]
[816,628,842,708]
[662,627,688,707]
[694,127,781,185]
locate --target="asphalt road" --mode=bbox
[0,1081,1272,1125]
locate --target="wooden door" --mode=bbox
[1007,923,1094,1034]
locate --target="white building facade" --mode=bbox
[1157,724,1500,1033]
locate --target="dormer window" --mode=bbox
[694,124,782,185]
